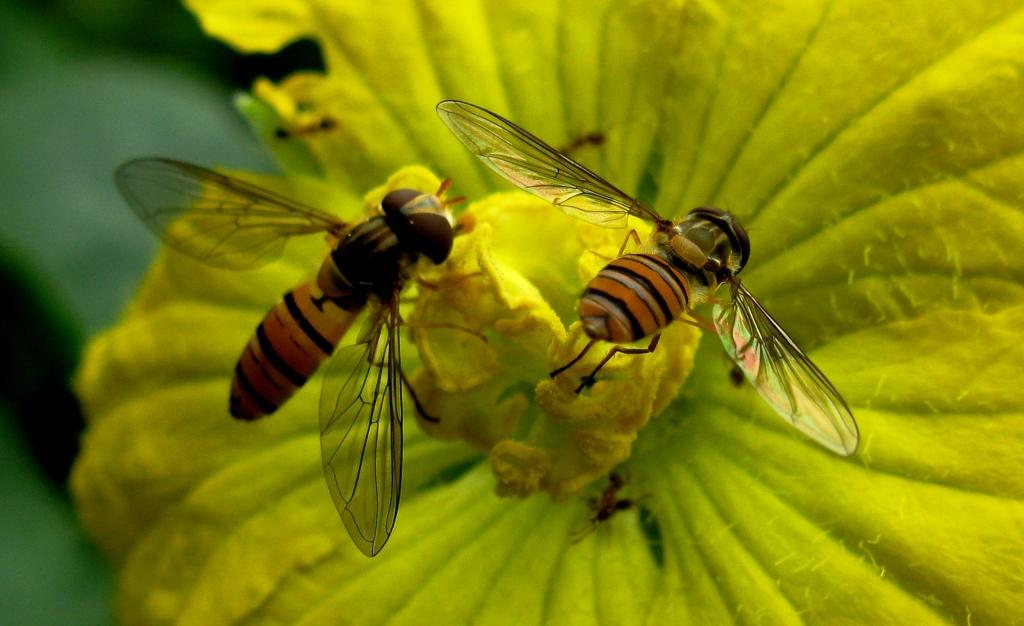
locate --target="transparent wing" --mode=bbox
[712,280,859,456]
[318,298,403,556]
[437,100,666,228]
[115,158,345,269]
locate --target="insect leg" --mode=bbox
[398,364,439,423]
[569,521,598,544]
[678,309,717,333]
[616,228,643,257]
[549,338,598,378]
[588,229,642,263]
[570,496,604,543]
[575,334,661,394]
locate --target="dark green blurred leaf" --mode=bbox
[0,251,81,484]
[7,0,324,89]
[0,401,111,625]
[1,2,273,335]
[0,256,109,624]
[1,3,291,625]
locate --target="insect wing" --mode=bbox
[436,100,665,228]
[116,158,345,269]
[318,299,403,556]
[713,281,859,456]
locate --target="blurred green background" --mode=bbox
[0,2,320,622]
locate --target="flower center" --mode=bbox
[409,190,701,500]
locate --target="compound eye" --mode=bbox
[689,206,750,273]
[381,189,421,216]
[686,227,716,250]
[406,213,454,264]
[689,206,726,219]
[710,238,734,267]
[731,219,751,271]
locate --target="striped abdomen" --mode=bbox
[579,253,692,343]
[230,281,361,420]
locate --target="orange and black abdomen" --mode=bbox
[578,253,691,344]
[230,281,361,420]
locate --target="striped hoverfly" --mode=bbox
[116,158,463,555]
[437,100,858,456]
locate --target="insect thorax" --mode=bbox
[667,207,750,284]
[321,215,410,302]
[318,191,456,303]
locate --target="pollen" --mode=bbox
[411,193,701,500]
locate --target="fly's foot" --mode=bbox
[574,376,597,394]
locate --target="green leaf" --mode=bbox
[0,3,270,334]
[0,404,113,625]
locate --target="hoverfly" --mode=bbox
[571,472,634,542]
[436,100,858,456]
[115,158,463,555]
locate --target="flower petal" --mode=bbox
[184,0,314,53]
[189,0,694,204]
[633,299,1024,623]
[75,1,1024,624]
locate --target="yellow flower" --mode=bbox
[74,1,1024,624]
